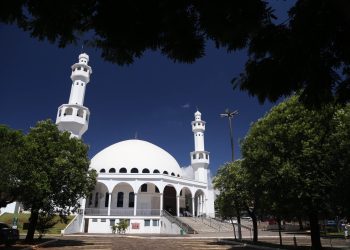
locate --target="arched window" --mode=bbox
[141,184,147,192]
[199,153,204,159]
[177,174,180,177]
[128,192,134,207]
[85,113,89,121]
[119,168,127,173]
[192,154,196,159]
[153,169,160,173]
[163,171,168,175]
[88,193,93,206]
[105,192,109,207]
[142,168,150,173]
[206,154,209,159]
[109,168,116,173]
[117,192,124,207]
[131,168,138,173]
[171,172,175,176]
[58,109,62,117]
[94,192,99,207]
[64,107,73,116]
[77,109,84,118]
[155,186,159,193]
[100,168,106,173]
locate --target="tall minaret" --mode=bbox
[56,53,92,138]
[190,110,210,183]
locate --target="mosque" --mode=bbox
[3,53,216,234]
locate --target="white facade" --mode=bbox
[57,53,215,234]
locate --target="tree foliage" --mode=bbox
[0,120,97,241]
[2,0,350,105]
[0,125,24,208]
[241,95,350,249]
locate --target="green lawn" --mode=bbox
[0,212,74,235]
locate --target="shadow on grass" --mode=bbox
[0,238,52,250]
[39,239,93,248]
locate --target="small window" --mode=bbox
[109,168,116,173]
[86,114,89,121]
[206,154,209,159]
[78,67,81,70]
[110,219,115,226]
[84,67,88,72]
[142,168,150,173]
[76,82,79,85]
[144,219,150,227]
[92,218,97,222]
[141,184,147,192]
[129,192,134,207]
[117,192,124,207]
[131,168,138,173]
[152,220,159,227]
[101,218,106,222]
[100,169,106,173]
[81,83,84,86]
[177,174,180,177]
[58,109,62,117]
[155,186,159,193]
[119,168,127,173]
[153,169,160,173]
[64,107,73,116]
[199,153,204,159]
[163,171,168,175]
[77,108,84,118]
[73,68,76,72]
[171,172,175,176]
[193,154,196,159]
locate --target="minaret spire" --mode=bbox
[55,53,92,138]
[190,110,210,183]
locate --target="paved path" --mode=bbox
[36,237,243,250]
[35,235,350,250]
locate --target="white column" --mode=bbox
[176,195,180,217]
[160,193,163,215]
[191,197,195,217]
[107,193,112,216]
[134,193,138,216]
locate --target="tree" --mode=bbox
[214,160,247,240]
[15,120,97,241]
[2,1,350,105]
[0,125,24,208]
[241,95,350,249]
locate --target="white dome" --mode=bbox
[91,139,182,176]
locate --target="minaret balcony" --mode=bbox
[191,151,210,165]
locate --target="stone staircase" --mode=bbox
[178,217,253,234]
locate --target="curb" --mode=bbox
[22,239,58,250]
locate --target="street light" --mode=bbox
[220,108,239,161]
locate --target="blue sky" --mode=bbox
[0,2,291,175]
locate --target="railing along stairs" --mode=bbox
[161,210,197,234]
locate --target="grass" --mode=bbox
[0,212,74,235]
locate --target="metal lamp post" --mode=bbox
[220,109,239,161]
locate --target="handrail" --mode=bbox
[161,210,197,234]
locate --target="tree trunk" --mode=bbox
[277,217,283,246]
[25,210,39,242]
[237,214,242,241]
[309,212,322,250]
[251,212,258,242]
[298,217,304,230]
[230,218,237,240]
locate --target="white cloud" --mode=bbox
[181,165,194,179]
[181,103,190,109]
